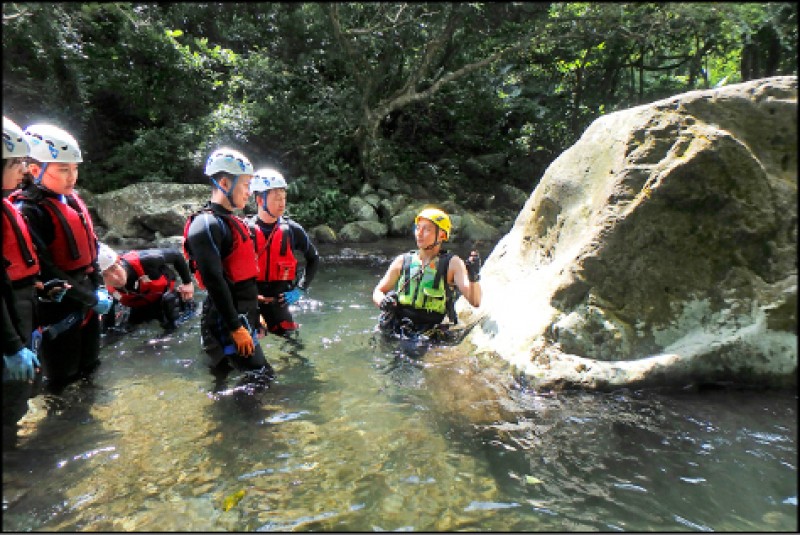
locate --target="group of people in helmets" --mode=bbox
[3,117,110,447]
[3,115,482,447]
[183,147,320,384]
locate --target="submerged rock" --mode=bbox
[460,76,797,390]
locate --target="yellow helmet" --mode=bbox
[415,207,451,240]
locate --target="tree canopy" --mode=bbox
[3,2,796,227]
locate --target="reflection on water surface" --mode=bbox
[2,262,797,532]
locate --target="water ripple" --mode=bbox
[464,501,520,511]
[262,410,310,424]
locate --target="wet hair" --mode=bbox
[18,171,35,190]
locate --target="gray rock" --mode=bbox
[348,196,380,222]
[461,76,798,390]
[310,224,338,243]
[153,235,185,250]
[93,183,208,239]
[456,213,500,244]
[339,221,388,242]
[389,204,425,238]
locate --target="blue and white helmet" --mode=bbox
[24,123,82,163]
[3,116,30,158]
[250,167,287,193]
[204,148,254,177]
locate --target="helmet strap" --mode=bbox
[35,162,48,184]
[260,191,278,218]
[226,175,239,207]
[421,226,444,251]
[210,175,238,208]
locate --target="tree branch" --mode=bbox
[326,4,367,89]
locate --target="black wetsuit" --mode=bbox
[14,184,102,394]
[185,202,272,377]
[250,216,320,335]
[2,268,39,446]
[102,248,194,331]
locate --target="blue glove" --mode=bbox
[281,287,304,305]
[93,287,113,314]
[3,347,40,382]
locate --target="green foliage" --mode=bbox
[286,178,348,229]
[3,1,797,207]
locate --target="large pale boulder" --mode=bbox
[459,76,797,390]
[92,183,209,239]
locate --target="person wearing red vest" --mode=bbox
[11,124,112,395]
[183,148,273,386]
[3,118,73,447]
[3,116,42,447]
[98,243,195,333]
[247,168,319,339]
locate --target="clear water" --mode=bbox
[2,257,797,532]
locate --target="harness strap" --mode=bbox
[400,251,413,296]
[279,221,291,256]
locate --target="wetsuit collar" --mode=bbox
[208,201,234,215]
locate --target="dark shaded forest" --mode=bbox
[3,2,796,227]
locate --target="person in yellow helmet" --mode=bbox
[372,207,482,340]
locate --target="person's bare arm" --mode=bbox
[450,255,481,308]
[372,255,404,307]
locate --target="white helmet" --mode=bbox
[204,148,254,177]
[250,168,287,194]
[24,123,82,163]
[3,116,30,158]
[97,242,119,272]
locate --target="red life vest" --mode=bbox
[2,197,40,282]
[11,190,97,272]
[108,251,175,308]
[252,218,297,283]
[183,210,258,290]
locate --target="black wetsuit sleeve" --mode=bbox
[186,212,241,331]
[1,271,26,355]
[161,248,193,284]
[16,198,98,308]
[135,249,193,284]
[288,220,320,290]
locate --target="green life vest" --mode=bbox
[396,250,456,324]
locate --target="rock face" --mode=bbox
[460,76,797,390]
[92,183,210,241]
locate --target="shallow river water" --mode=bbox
[2,250,797,532]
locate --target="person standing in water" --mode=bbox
[11,123,111,394]
[247,167,319,339]
[183,147,274,385]
[372,207,482,340]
